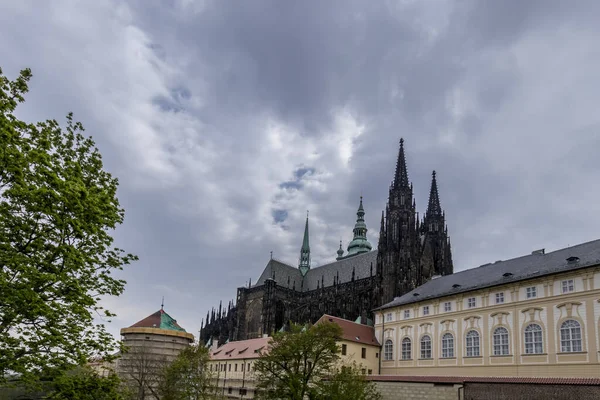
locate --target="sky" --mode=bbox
[2,0,600,342]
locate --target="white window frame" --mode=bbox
[403,310,410,319]
[561,279,574,294]
[386,313,392,322]
[441,333,454,358]
[422,305,430,316]
[384,340,393,360]
[493,327,510,355]
[526,286,537,299]
[401,337,411,360]
[420,335,432,359]
[524,324,543,354]
[465,330,480,357]
[444,302,452,312]
[495,292,504,304]
[560,320,582,352]
[467,297,476,308]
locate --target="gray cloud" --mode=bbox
[2,0,600,339]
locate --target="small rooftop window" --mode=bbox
[413,292,420,296]
[503,272,513,278]
[452,284,461,289]
[566,256,580,263]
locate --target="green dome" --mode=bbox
[346,196,372,257]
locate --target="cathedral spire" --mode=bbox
[299,211,311,276]
[336,240,344,260]
[378,210,386,247]
[394,138,409,188]
[346,196,373,257]
[426,170,442,218]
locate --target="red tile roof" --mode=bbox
[210,337,271,361]
[316,315,380,347]
[367,376,600,386]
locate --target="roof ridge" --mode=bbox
[313,249,377,269]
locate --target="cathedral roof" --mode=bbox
[128,308,188,332]
[254,250,378,292]
[377,238,600,311]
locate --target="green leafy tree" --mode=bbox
[314,362,382,400]
[254,322,342,400]
[48,366,128,400]
[0,67,137,383]
[158,344,217,400]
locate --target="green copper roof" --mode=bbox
[346,196,372,257]
[130,309,187,332]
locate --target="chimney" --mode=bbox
[531,248,545,255]
[210,338,219,352]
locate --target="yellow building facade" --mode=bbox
[316,315,380,375]
[374,239,600,377]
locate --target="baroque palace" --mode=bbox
[201,138,454,343]
[374,239,600,378]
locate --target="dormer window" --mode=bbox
[503,272,513,278]
[452,284,461,289]
[566,256,579,263]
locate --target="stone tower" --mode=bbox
[118,306,194,399]
[377,138,453,304]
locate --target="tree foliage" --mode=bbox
[47,366,127,400]
[314,362,382,400]
[0,66,137,382]
[254,322,342,400]
[158,344,216,400]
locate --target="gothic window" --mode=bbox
[465,330,480,357]
[560,320,582,352]
[420,335,432,359]
[401,337,411,360]
[400,194,405,205]
[384,340,393,360]
[441,333,454,358]
[493,327,510,355]
[524,324,543,354]
[392,221,398,242]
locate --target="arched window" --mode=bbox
[441,333,454,358]
[493,327,509,355]
[560,320,582,352]
[524,324,543,354]
[465,330,480,357]
[384,340,393,360]
[420,335,432,359]
[401,337,411,360]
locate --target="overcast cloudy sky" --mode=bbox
[2,0,600,340]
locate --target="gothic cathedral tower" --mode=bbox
[377,139,453,305]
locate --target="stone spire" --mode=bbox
[394,138,409,188]
[336,240,344,260]
[425,170,442,218]
[346,196,372,257]
[299,211,311,276]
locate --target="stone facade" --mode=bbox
[201,138,453,343]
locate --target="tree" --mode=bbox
[313,362,381,400]
[0,67,138,383]
[253,322,342,400]
[48,366,128,400]
[158,344,217,400]
[118,343,167,400]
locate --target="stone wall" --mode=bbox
[373,381,461,400]
[463,382,600,400]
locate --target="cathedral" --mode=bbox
[200,138,453,343]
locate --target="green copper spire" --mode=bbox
[336,240,344,260]
[346,196,372,257]
[299,211,310,276]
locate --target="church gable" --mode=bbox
[254,259,302,289]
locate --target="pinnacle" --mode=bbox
[394,137,410,188]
